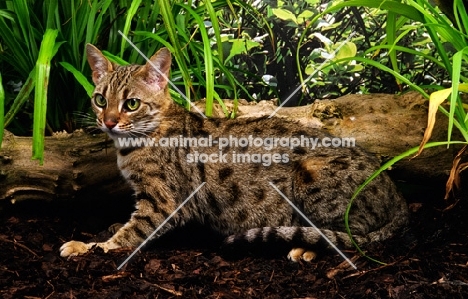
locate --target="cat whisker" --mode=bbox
[126,128,152,138]
[73,111,99,128]
[134,131,153,138]
[137,124,159,131]
[154,116,176,120]
[71,113,104,135]
[137,121,162,129]
[73,111,96,120]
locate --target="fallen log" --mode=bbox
[0,130,132,204]
[0,92,459,204]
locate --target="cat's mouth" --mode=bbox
[97,118,159,139]
[100,125,151,140]
[104,129,123,138]
[98,124,128,139]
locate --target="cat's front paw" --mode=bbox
[287,248,317,262]
[60,240,122,258]
[60,241,96,257]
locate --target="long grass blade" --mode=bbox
[86,0,113,50]
[364,44,445,68]
[386,11,400,86]
[346,140,467,263]
[454,0,468,34]
[0,9,15,21]
[447,47,468,144]
[32,29,58,165]
[12,0,38,63]
[45,0,58,29]
[82,0,101,70]
[59,62,94,97]
[204,0,224,63]
[120,0,142,56]
[178,3,215,117]
[4,72,35,127]
[0,17,31,77]
[0,72,4,149]
[332,56,429,98]
[159,0,192,108]
[334,0,424,22]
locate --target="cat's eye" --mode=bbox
[94,94,107,108]
[124,98,141,111]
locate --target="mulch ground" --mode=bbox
[1,182,468,299]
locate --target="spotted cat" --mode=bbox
[60,44,408,261]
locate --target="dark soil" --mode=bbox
[1,182,468,299]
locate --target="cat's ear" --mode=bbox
[138,48,171,91]
[86,44,114,85]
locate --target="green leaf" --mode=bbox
[459,83,468,93]
[349,64,364,72]
[32,29,59,165]
[120,0,142,56]
[346,140,468,264]
[12,0,38,61]
[328,0,424,22]
[225,39,261,62]
[271,8,297,24]
[447,46,468,143]
[178,3,216,116]
[159,0,192,107]
[0,17,31,77]
[204,0,224,63]
[4,71,35,127]
[0,9,15,21]
[335,42,357,60]
[297,10,314,24]
[83,0,114,70]
[332,55,429,98]
[0,72,4,149]
[59,62,94,97]
[386,11,399,85]
[305,63,315,76]
[102,50,129,66]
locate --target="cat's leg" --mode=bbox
[59,240,97,257]
[287,248,317,262]
[60,197,174,257]
[224,226,367,262]
[60,233,122,257]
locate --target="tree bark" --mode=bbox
[0,130,132,204]
[0,92,457,204]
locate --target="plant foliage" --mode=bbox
[1,0,467,165]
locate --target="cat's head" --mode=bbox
[86,44,172,139]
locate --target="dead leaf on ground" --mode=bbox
[445,145,468,199]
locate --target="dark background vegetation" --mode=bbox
[0,0,459,137]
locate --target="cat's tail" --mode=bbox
[224,226,360,249]
[225,202,408,249]
[224,222,405,249]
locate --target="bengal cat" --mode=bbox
[60,44,408,262]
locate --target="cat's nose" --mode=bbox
[104,119,117,129]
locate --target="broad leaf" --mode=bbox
[272,8,297,23]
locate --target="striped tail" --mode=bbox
[224,226,369,249]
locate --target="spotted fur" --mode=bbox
[60,44,408,260]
